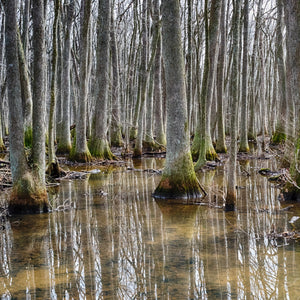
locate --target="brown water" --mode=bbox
[1,157,300,299]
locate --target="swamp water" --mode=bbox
[1,157,300,299]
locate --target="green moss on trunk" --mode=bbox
[56,142,72,155]
[271,130,286,145]
[89,138,116,160]
[9,172,48,214]
[111,127,124,147]
[238,144,249,153]
[129,127,137,141]
[24,127,32,147]
[153,153,204,199]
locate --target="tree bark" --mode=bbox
[239,0,250,152]
[89,0,115,160]
[70,0,92,162]
[153,0,204,199]
[57,0,74,154]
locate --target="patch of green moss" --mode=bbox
[24,127,33,148]
[271,131,286,145]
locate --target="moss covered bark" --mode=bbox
[153,153,203,199]
[9,172,48,214]
[89,138,116,160]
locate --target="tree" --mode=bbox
[4,0,48,214]
[153,0,204,199]
[192,0,221,165]
[70,0,92,162]
[215,0,227,154]
[47,0,63,177]
[225,0,241,211]
[57,0,74,155]
[88,0,115,160]
[239,0,250,152]
[283,1,300,200]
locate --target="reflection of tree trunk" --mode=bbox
[95,194,114,298]
[155,200,198,298]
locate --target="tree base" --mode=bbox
[89,138,116,160]
[69,151,92,163]
[153,176,203,199]
[46,161,67,178]
[216,143,227,154]
[129,127,137,141]
[143,139,160,152]
[225,191,236,211]
[133,147,142,158]
[56,142,72,155]
[153,153,206,199]
[111,128,124,147]
[238,144,250,153]
[9,172,48,214]
[0,142,6,152]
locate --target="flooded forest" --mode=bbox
[1,0,300,299]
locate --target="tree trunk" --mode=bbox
[17,28,32,147]
[70,0,92,162]
[47,0,63,178]
[215,0,227,153]
[192,0,221,164]
[110,7,123,148]
[239,0,250,152]
[153,0,204,199]
[225,0,241,211]
[5,0,48,213]
[89,0,115,160]
[57,0,74,154]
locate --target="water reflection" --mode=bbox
[1,157,300,299]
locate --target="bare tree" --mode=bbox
[153,0,204,199]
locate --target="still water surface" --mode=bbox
[1,157,300,299]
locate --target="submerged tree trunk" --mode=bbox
[153,0,204,199]
[225,0,240,211]
[89,0,115,160]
